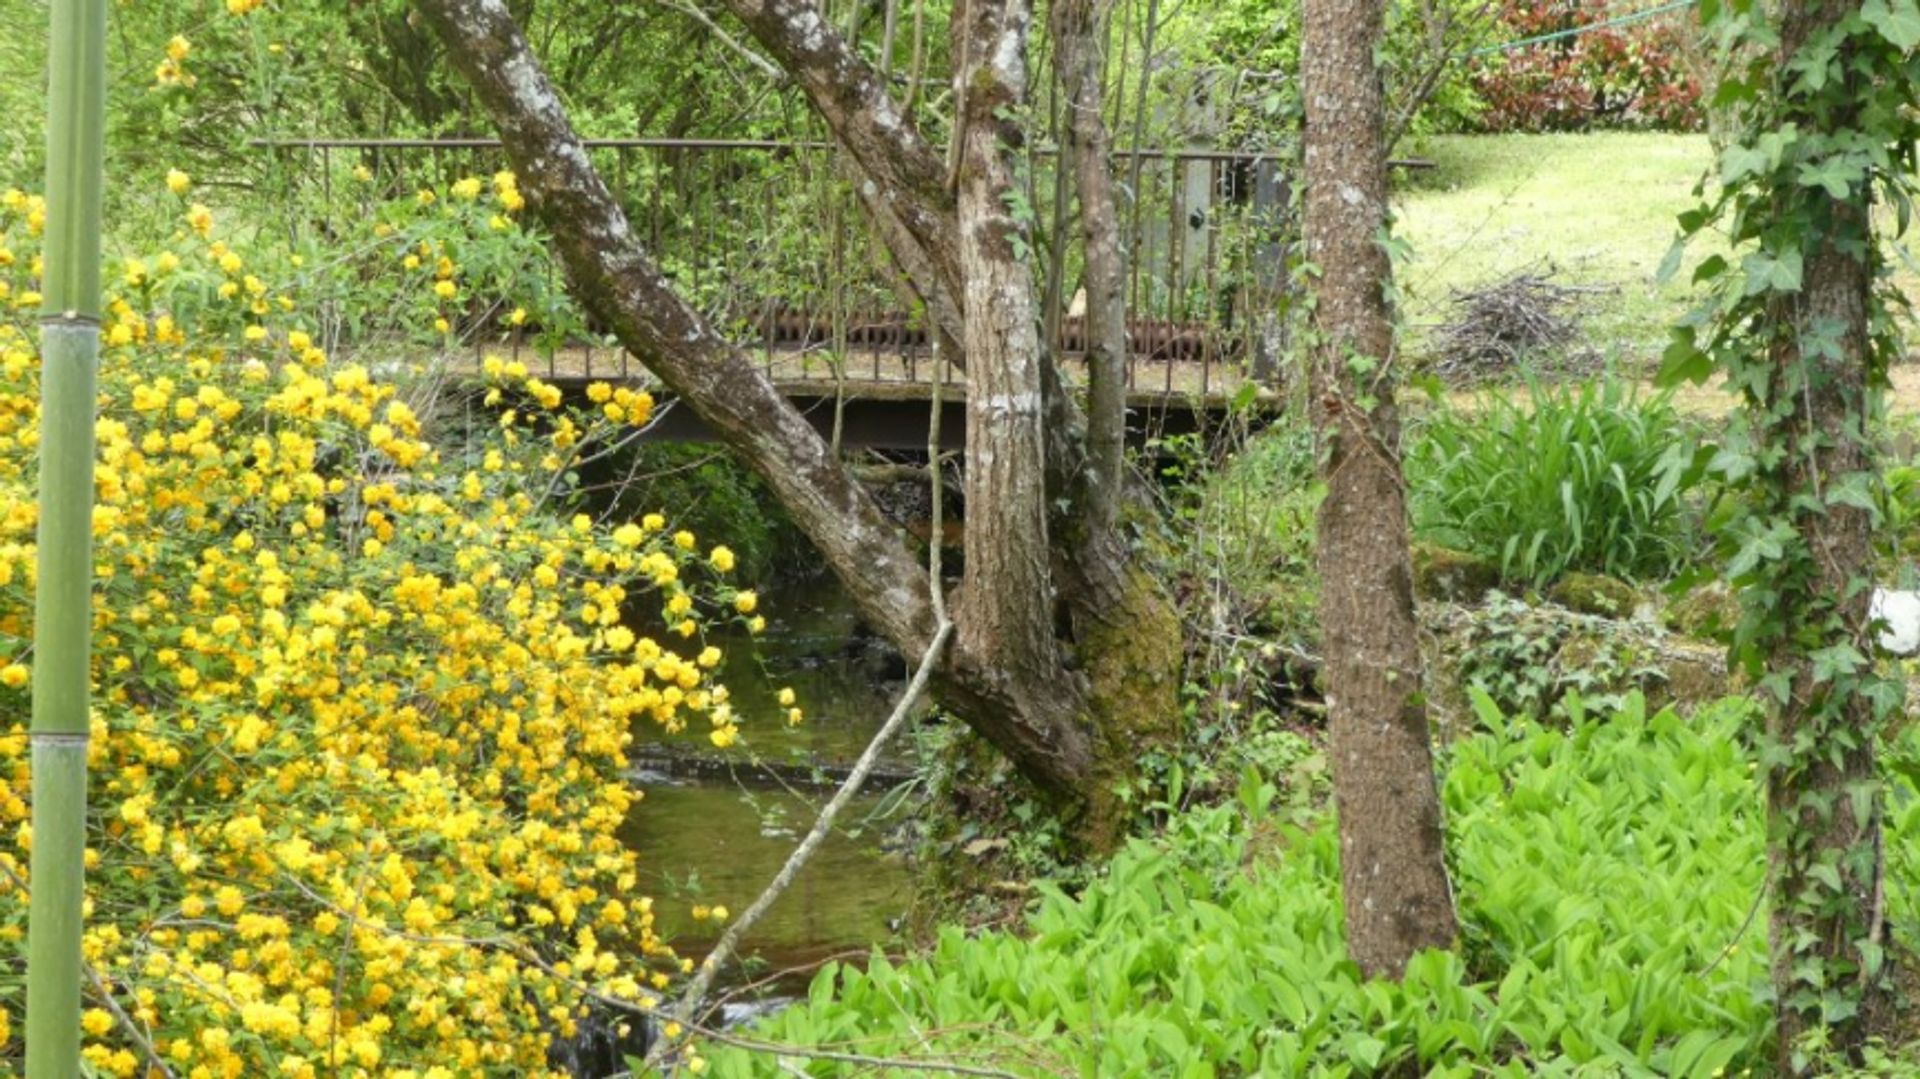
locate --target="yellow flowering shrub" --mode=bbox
[0,181,765,1076]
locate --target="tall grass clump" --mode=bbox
[1406,377,1706,585]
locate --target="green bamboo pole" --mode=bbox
[28,0,105,1073]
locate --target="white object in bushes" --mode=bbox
[1871,588,1920,656]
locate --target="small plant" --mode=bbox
[1407,376,1708,585]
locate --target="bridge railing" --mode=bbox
[254,137,1297,401]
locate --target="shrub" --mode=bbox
[1406,377,1707,585]
[1469,0,1705,133]
[0,180,778,1075]
[705,697,1920,1075]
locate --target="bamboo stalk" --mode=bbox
[28,0,105,1074]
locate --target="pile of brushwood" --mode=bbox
[1430,265,1612,382]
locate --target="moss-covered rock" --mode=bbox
[1548,572,1638,617]
[1663,581,1740,639]
[1412,543,1501,603]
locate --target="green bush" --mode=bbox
[1407,377,1707,585]
[703,697,1920,1076]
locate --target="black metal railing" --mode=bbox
[253,137,1299,401]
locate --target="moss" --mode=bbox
[1411,542,1501,603]
[1663,581,1740,640]
[1548,572,1638,617]
[1078,565,1185,852]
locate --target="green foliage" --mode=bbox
[706,698,1920,1075]
[1445,592,1672,721]
[1406,376,1709,585]
[1659,0,1919,1046]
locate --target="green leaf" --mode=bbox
[1864,0,1920,49]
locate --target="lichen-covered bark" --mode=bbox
[951,0,1095,783]
[1302,0,1460,978]
[719,0,965,344]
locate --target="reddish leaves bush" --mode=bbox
[1469,0,1705,132]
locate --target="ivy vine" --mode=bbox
[1659,0,1920,1062]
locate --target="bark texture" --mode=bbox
[1764,1,1885,1062]
[951,0,1096,789]
[411,0,1116,811]
[1301,0,1460,979]
[1050,0,1127,532]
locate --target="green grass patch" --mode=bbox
[1394,132,1714,365]
[705,697,1920,1076]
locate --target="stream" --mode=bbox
[618,571,917,995]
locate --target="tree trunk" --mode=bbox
[1301,0,1459,979]
[410,0,1119,816]
[949,0,1087,753]
[1050,0,1127,533]
[1761,1,1886,1064]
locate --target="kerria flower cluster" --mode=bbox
[0,175,782,1077]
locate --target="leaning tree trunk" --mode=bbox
[410,0,1175,841]
[28,0,106,1072]
[1301,0,1459,978]
[1755,1,1886,1064]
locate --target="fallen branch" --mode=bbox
[645,616,956,1068]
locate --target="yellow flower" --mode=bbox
[165,168,191,195]
[0,664,27,689]
[186,203,213,236]
[166,35,192,62]
[353,164,372,182]
[81,1009,113,1038]
[225,0,260,13]
[673,530,696,552]
[708,546,735,573]
[433,280,457,300]
[732,591,757,615]
[507,306,528,326]
[451,177,483,200]
[777,687,796,707]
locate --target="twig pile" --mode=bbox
[1431,265,1612,383]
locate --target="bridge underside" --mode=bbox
[606,382,1251,449]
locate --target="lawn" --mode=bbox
[1393,131,1713,365]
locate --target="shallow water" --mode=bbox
[622,571,915,987]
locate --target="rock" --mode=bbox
[1547,572,1637,617]
[1412,543,1501,603]
[1663,581,1740,639]
[1872,588,1920,655]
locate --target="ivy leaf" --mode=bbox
[1809,643,1866,683]
[1721,144,1771,185]
[1864,0,1920,49]
[1798,155,1863,200]
[1742,249,1804,295]
[1656,238,1688,285]
[1657,330,1714,386]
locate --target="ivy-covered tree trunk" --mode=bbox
[1759,2,1887,1065]
[1671,0,1919,1066]
[1301,0,1459,979]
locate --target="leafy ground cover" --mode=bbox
[708,697,1920,1077]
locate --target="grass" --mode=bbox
[1393,132,1714,366]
